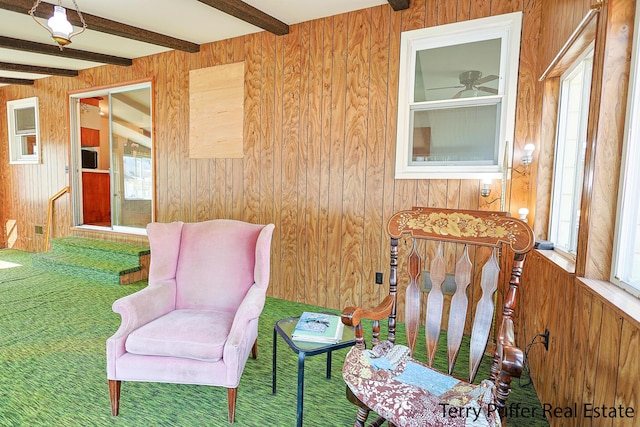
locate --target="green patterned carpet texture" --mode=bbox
[0,249,549,426]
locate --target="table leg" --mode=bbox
[297,351,306,427]
[326,350,332,379]
[272,326,277,394]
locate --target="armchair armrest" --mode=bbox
[106,279,176,366]
[111,279,177,334]
[224,284,266,381]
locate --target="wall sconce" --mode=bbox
[513,143,536,175]
[480,179,501,206]
[518,207,529,222]
[29,0,87,49]
[480,179,492,198]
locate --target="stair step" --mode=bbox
[34,237,150,286]
[33,252,141,286]
[50,237,149,265]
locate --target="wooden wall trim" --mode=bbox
[578,277,640,329]
[533,78,560,240]
[535,249,576,274]
[539,7,600,81]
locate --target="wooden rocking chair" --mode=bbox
[341,207,535,427]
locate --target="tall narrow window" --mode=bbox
[612,5,640,296]
[549,46,594,255]
[7,97,40,164]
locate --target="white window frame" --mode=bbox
[7,97,40,164]
[395,12,522,179]
[611,4,640,297]
[548,46,594,256]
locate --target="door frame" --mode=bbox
[69,80,154,235]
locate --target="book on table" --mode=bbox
[291,312,344,344]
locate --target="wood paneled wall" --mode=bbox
[1,0,639,422]
[520,251,640,427]
[0,0,542,312]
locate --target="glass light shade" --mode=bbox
[522,143,535,165]
[480,179,492,197]
[47,6,73,46]
[518,207,529,221]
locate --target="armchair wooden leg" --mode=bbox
[227,387,237,423]
[251,339,258,359]
[108,380,121,416]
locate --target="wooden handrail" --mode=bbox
[44,186,70,251]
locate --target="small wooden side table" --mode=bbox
[272,316,355,427]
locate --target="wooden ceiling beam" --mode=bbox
[0,76,34,85]
[0,61,78,77]
[387,0,410,11]
[196,0,289,36]
[0,36,133,67]
[0,0,200,53]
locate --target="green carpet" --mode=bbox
[0,249,548,426]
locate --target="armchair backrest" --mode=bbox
[147,219,274,312]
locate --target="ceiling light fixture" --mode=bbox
[29,0,87,49]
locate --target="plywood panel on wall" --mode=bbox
[189,62,245,159]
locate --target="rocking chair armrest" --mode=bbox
[500,344,524,378]
[341,295,395,328]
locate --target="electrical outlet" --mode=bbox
[542,328,550,351]
[375,272,383,284]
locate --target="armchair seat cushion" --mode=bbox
[125,309,235,362]
[342,341,501,427]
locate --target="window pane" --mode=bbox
[14,107,36,134]
[410,104,499,164]
[123,155,152,200]
[613,12,640,291]
[550,48,592,254]
[414,39,502,102]
[19,135,37,156]
[632,216,640,282]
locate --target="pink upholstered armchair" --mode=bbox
[106,219,275,423]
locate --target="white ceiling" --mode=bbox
[0,0,388,86]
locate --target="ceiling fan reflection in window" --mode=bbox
[428,70,498,98]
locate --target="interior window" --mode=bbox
[549,46,594,255]
[395,12,522,179]
[7,97,40,164]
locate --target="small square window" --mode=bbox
[7,97,40,164]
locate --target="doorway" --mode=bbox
[70,82,154,234]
